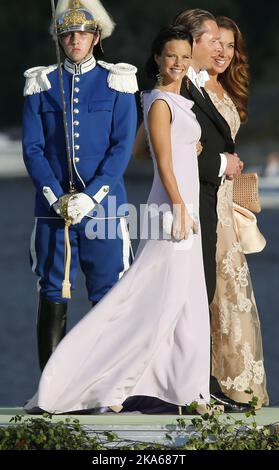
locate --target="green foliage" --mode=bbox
[1,401,279,450]
[0,414,108,450]
[185,417,279,450]
[0,413,169,451]
[177,403,279,450]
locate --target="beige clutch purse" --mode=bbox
[233,202,266,254]
[233,173,261,213]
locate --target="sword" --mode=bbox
[50,0,76,194]
[50,0,76,300]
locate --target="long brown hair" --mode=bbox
[217,16,249,122]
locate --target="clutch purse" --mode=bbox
[162,211,174,235]
[232,173,261,213]
[233,202,266,254]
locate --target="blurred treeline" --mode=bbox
[1,0,279,142]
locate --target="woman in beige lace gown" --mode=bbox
[206,16,268,407]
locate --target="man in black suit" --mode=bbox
[173,9,251,412]
[175,8,240,306]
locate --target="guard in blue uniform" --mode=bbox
[22,0,138,370]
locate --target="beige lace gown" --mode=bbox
[207,90,269,407]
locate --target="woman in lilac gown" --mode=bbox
[25,26,210,414]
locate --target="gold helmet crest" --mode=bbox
[55,0,115,38]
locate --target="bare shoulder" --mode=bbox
[149,98,172,120]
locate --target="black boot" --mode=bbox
[210,391,253,413]
[37,296,67,371]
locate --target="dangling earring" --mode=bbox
[156,70,164,86]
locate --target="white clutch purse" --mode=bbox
[162,207,198,236]
[233,202,266,254]
[162,211,174,235]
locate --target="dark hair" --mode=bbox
[217,16,249,122]
[146,25,193,79]
[173,9,215,41]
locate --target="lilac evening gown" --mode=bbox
[25,90,210,413]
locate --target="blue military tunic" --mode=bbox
[23,56,137,216]
[22,56,137,302]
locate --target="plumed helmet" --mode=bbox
[54,0,115,39]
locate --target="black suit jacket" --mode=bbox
[180,79,235,186]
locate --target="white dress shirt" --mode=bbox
[187,66,210,94]
[187,66,227,179]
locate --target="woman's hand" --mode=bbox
[196,141,203,157]
[172,204,198,241]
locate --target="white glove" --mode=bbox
[52,200,62,216]
[67,193,95,225]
